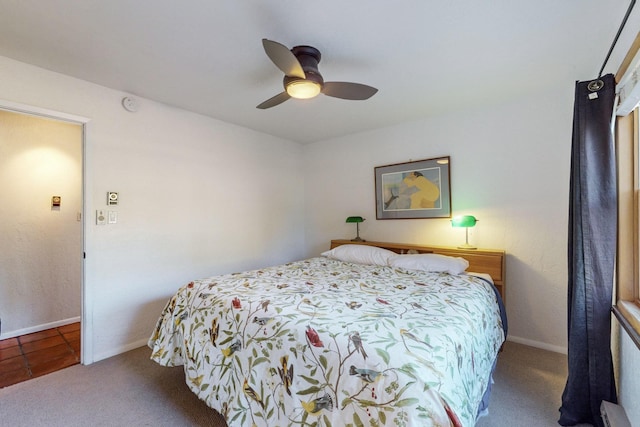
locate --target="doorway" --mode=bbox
[0,105,85,375]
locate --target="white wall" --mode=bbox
[0,110,82,336]
[0,55,305,362]
[303,82,575,352]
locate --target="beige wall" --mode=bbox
[303,82,574,353]
[0,55,305,362]
[0,110,82,337]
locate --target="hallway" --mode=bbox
[0,322,80,388]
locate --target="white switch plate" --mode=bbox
[96,210,106,225]
[108,211,118,224]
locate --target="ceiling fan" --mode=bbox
[257,39,378,109]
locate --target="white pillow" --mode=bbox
[321,244,397,266]
[388,253,469,275]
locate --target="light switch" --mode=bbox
[108,211,118,224]
[96,210,106,225]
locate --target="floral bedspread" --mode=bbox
[148,257,505,427]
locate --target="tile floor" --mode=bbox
[0,322,80,388]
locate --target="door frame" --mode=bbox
[0,99,91,364]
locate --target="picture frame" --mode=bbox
[375,156,451,219]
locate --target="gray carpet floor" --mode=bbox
[0,341,585,426]
[477,341,591,427]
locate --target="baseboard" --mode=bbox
[92,337,149,363]
[507,335,568,354]
[0,316,81,340]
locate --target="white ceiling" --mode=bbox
[0,1,636,143]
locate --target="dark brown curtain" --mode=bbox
[559,73,617,427]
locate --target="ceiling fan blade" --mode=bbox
[256,91,291,109]
[322,82,378,100]
[262,39,305,79]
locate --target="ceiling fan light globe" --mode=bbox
[286,80,321,99]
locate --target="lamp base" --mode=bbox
[457,243,477,250]
[351,237,366,242]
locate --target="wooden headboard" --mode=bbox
[330,239,506,303]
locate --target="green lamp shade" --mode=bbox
[451,215,477,228]
[346,216,365,223]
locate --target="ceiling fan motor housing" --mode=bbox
[284,45,324,88]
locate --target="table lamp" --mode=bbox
[346,216,365,242]
[451,215,477,249]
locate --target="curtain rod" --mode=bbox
[599,0,637,77]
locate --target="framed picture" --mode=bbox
[375,156,451,219]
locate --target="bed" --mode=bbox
[148,240,507,427]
